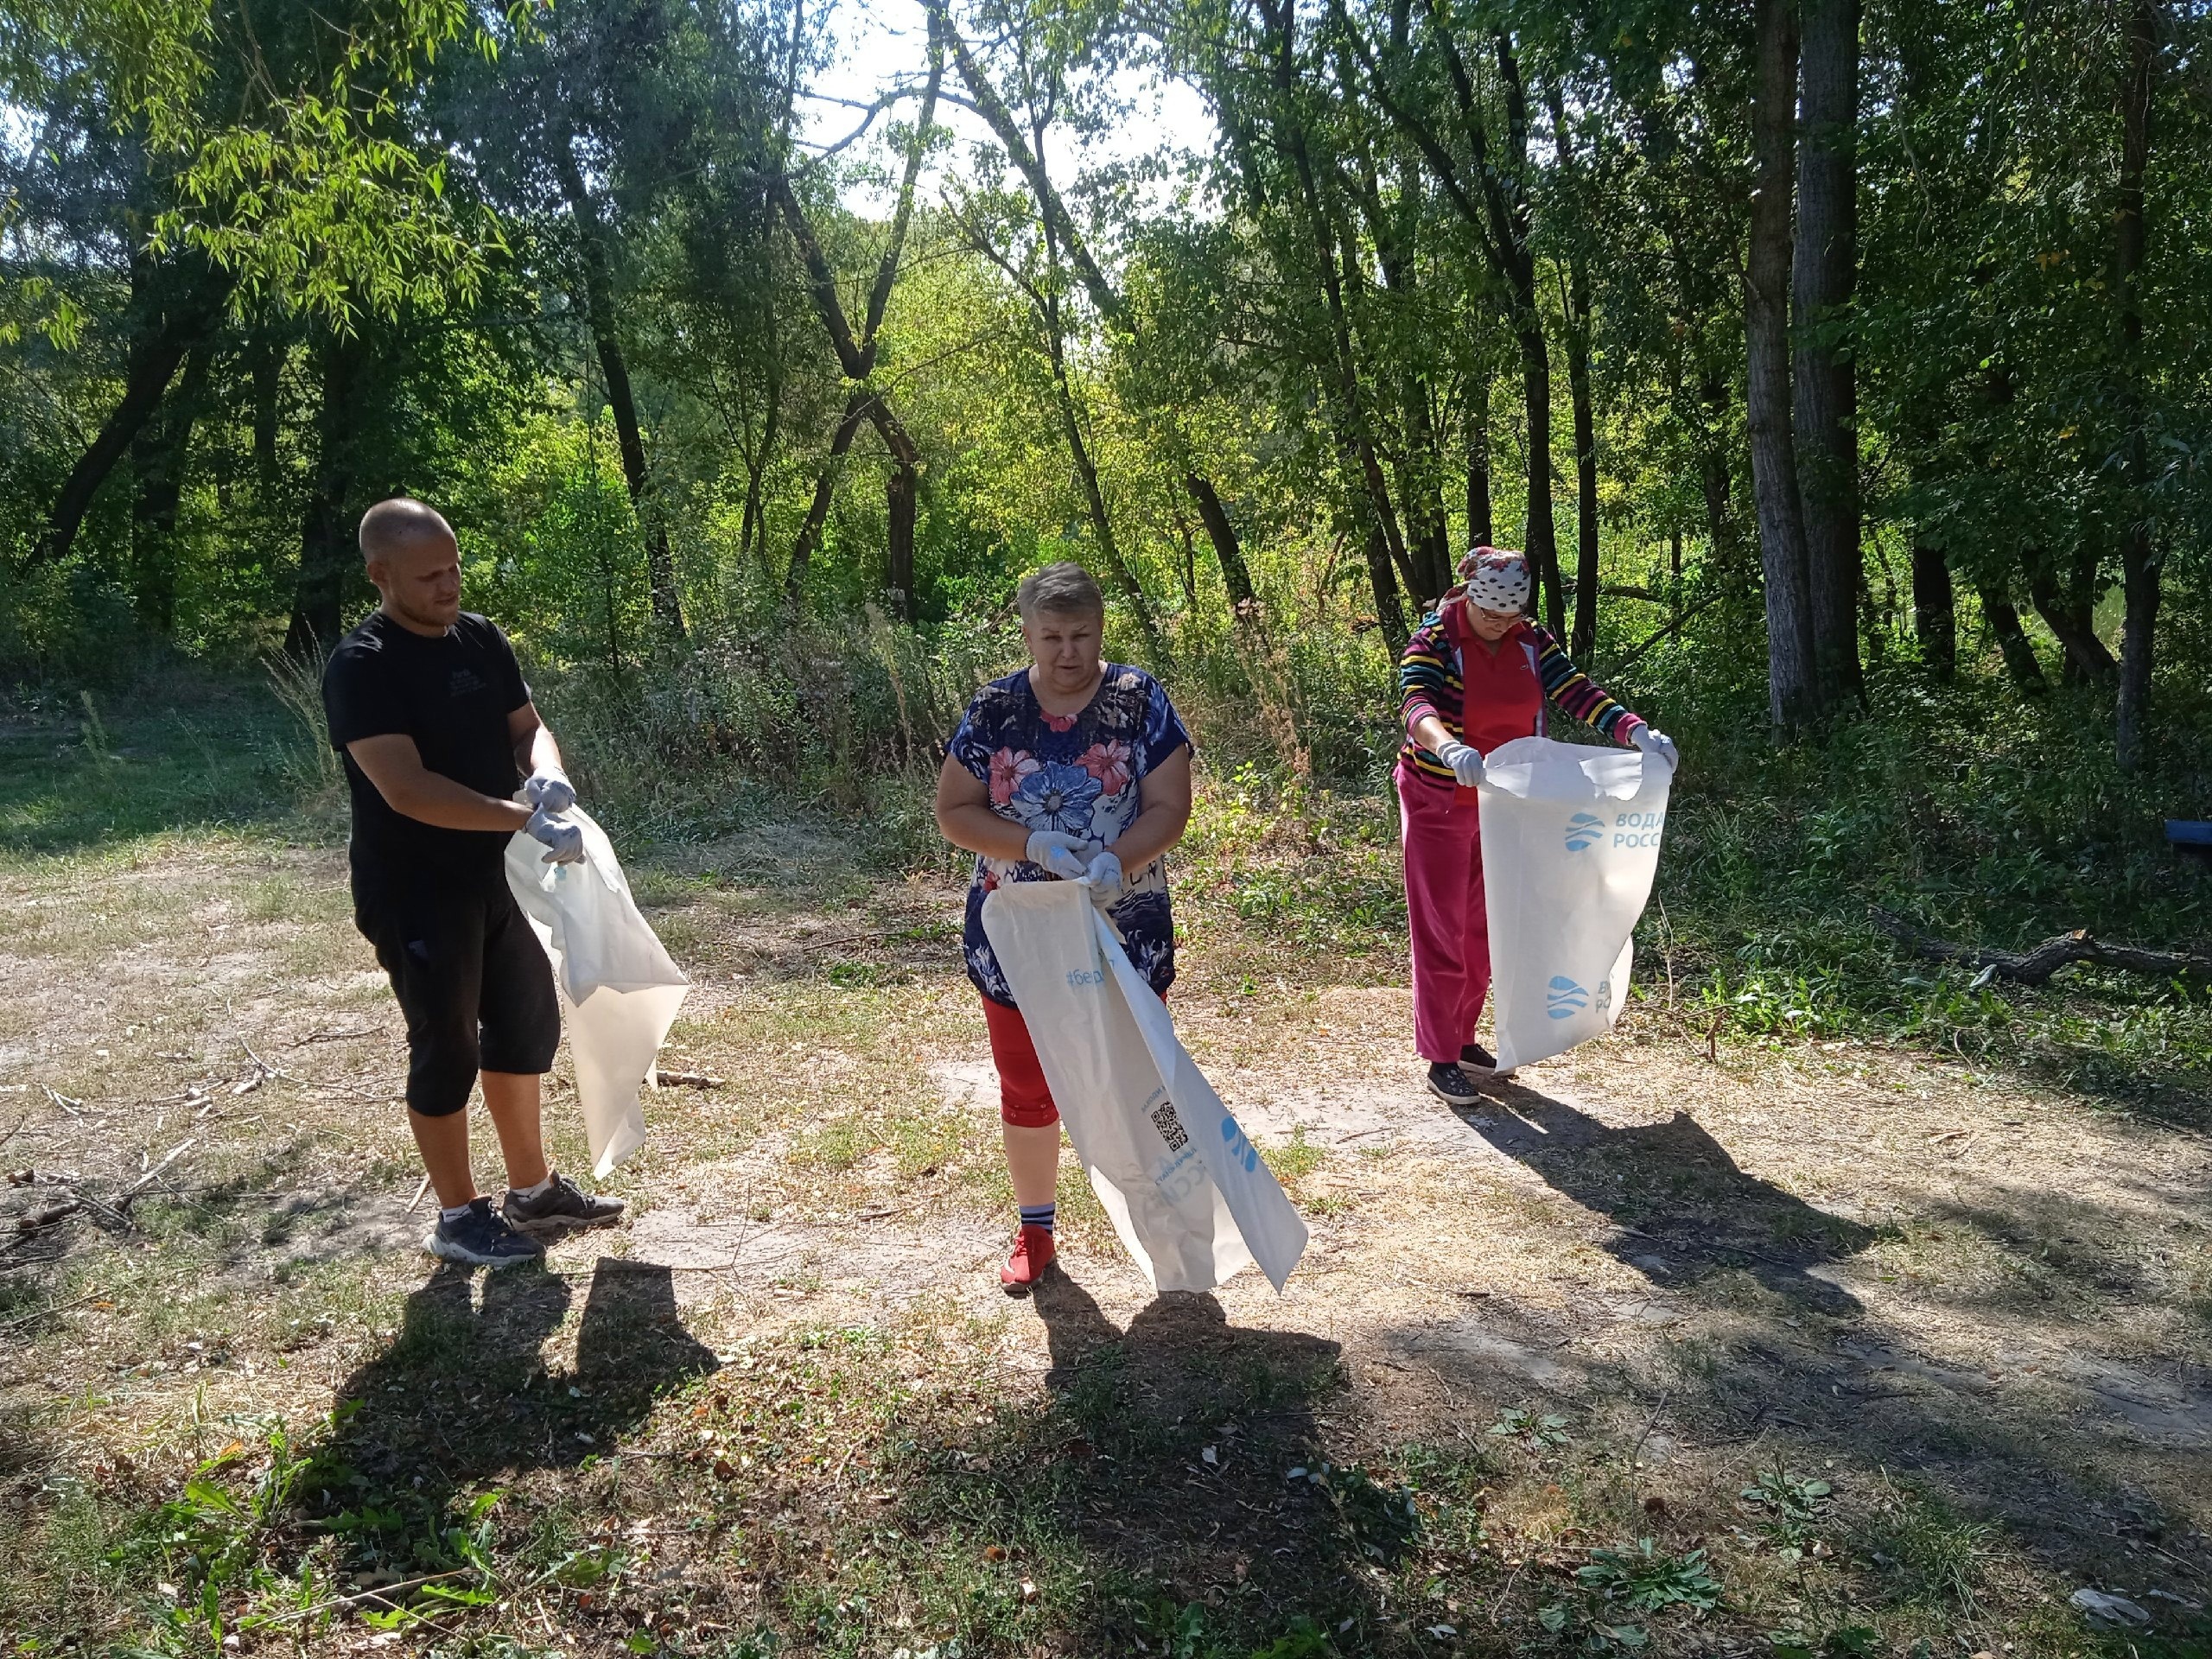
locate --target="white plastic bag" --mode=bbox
[505,807,689,1178]
[980,880,1308,1293]
[1478,735,1672,1073]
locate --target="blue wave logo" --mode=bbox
[1564,812,1605,852]
[1547,976,1590,1019]
[1220,1119,1260,1174]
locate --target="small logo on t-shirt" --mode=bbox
[449,668,486,698]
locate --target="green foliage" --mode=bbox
[1488,1406,1573,1450]
[1740,1462,1836,1550]
[1576,1539,1725,1617]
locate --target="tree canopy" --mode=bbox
[0,0,2205,769]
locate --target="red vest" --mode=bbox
[1446,601,1547,754]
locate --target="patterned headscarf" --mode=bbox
[1459,546,1532,613]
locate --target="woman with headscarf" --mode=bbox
[1398,547,1678,1106]
[934,563,1195,1287]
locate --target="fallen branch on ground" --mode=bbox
[1872,909,2212,987]
[240,1570,471,1630]
[655,1071,728,1090]
[116,1138,195,1211]
[0,1286,106,1331]
[13,1197,81,1232]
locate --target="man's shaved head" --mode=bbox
[360,497,463,636]
[359,497,456,567]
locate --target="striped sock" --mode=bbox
[1019,1202,1056,1235]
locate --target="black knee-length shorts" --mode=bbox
[355,872,561,1117]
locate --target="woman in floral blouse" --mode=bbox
[935,563,1194,1288]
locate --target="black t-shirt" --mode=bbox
[321,611,531,890]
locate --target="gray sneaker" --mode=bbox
[504,1172,626,1236]
[427,1197,546,1269]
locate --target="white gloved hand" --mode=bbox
[1084,849,1124,907]
[1631,726,1680,774]
[524,767,575,815]
[1434,738,1486,788]
[527,806,586,865]
[1025,829,1089,880]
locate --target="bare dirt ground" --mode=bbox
[3,812,2208,1656]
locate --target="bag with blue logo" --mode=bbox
[980,880,1307,1293]
[1477,735,1672,1073]
[505,808,690,1179]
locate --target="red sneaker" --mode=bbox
[1000,1224,1058,1287]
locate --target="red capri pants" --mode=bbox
[981,988,1171,1128]
[981,995,1060,1128]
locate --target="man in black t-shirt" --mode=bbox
[323,497,625,1268]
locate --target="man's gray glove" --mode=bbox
[1084,849,1124,908]
[1025,829,1089,880]
[1631,726,1680,775]
[524,767,575,815]
[527,805,586,865]
[1434,737,1486,788]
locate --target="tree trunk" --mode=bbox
[2025,562,2118,685]
[286,333,364,657]
[1399,385,1452,605]
[251,335,283,497]
[885,464,918,623]
[1516,331,1563,631]
[1746,0,1819,730]
[1793,0,1863,706]
[1465,373,1493,551]
[1696,372,1745,570]
[1977,584,2047,696]
[2113,0,2158,770]
[1566,264,1599,662]
[556,140,685,640]
[1363,525,1409,647]
[1910,540,1955,680]
[786,391,870,601]
[1493,35,1564,632]
[35,258,232,570]
[1186,474,1255,608]
[1543,81,1602,660]
[860,401,928,625]
[129,342,213,635]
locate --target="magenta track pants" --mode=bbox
[1397,762,1491,1063]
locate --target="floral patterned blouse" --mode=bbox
[946,664,1193,1007]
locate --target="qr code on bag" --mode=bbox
[1149,1100,1189,1152]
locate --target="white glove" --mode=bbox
[527,806,585,865]
[1434,738,1486,788]
[524,767,575,815]
[1084,849,1124,907]
[1025,830,1089,880]
[1631,726,1679,774]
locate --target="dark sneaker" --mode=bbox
[504,1172,626,1236]
[1426,1061,1484,1106]
[427,1198,545,1269]
[1460,1043,1513,1078]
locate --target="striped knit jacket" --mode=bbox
[1397,599,1647,790]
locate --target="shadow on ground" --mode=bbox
[1465,1083,1877,1310]
[862,1273,1433,1652]
[1381,1084,2211,1622]
[302,1257,715,1571]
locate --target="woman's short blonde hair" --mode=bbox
[1016,562,1105,622]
